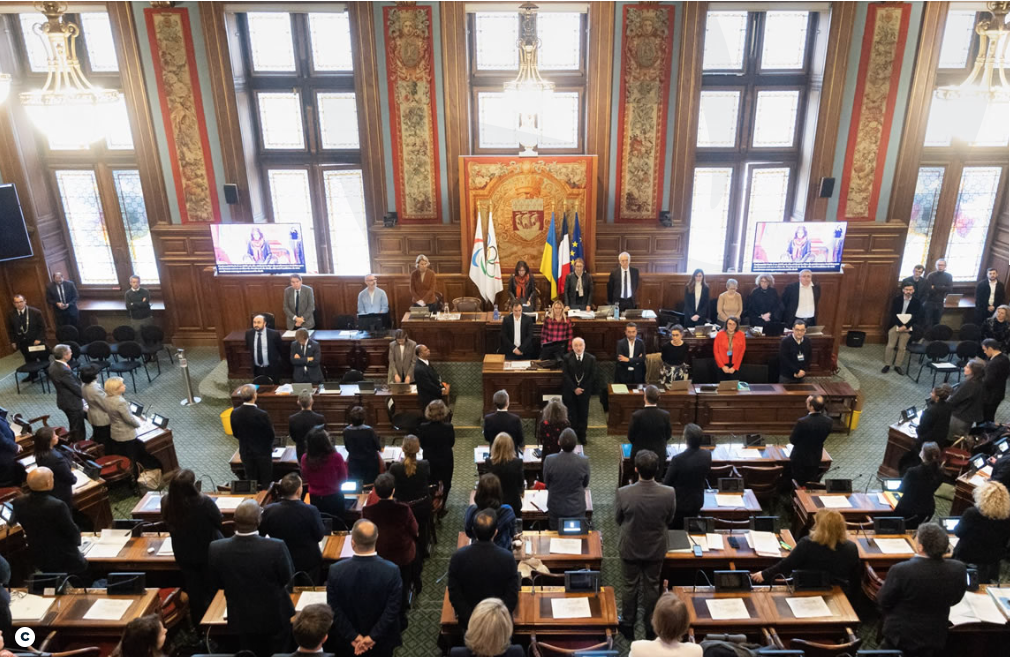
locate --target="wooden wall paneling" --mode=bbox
[151,225,217,347]
[349,1,388,231]
[586,2,615,224]
[666,1,706,228]
[439,2,468,224]
[838,223,908,342]
[369,224,463,274]
[595,224,688,273]
[986,203,1009,283]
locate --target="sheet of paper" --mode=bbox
[271,447,287,458]
[10,594,55,621]
[504,360,531,371]
[339,537,355,559]
[980,465,993,477]
[950,592,1009,626]
[72,468,92,490]
[876,492,890,506]
[214,496,245,510]
[874,538,914,555]
[715,494,744,507]
[611,384,629,394]
[549,538,582,555]
[85,529,132,558]
[526,489,549,512]
[705,598,750,620]
[896,313,912,325]
[737,448,763,459]
[156,537,174,557]
[780,445,794,457]
[948,536,960,550]
[689,534,708,551]
[970,474,988,487]
[986,587,1010,619]
[295,590,328,611]
[748,531,781,557]
[550,597,592,619]
[786,596,833,619]
[83,598,134,621]
[337,330,356,337]
[705,533,724,551]
[818,495,852,509]
[283,330,315,338]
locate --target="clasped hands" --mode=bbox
[353,635,375,655]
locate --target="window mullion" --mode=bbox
[310,166,331,274]
[93,163,132,289]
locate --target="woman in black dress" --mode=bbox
[487,432,524,518]
[342,405,382,484]
[683,269,709,328]
[660,324,692,386]
[894,442,944,528]
[32,427,76,509]
[746,273,781,328]
[417,400,455,504]
[953,480,1010,583]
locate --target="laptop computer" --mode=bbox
[290,382,314,395]
[805,325,825,335]
[717,379,739,392]
[944,293,963,306]
[357,381,376,395]
[667,379,692,392]
[763,322,786,337]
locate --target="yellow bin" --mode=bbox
[220,408,234,435]
[849,410,862,432]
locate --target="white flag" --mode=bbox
[469,213,488,301]
[485,211,504,301]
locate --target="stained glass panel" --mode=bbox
[703,11,749,71]
[687,168,734,272]
[761,12,809,70]
[112,170,159,284]
[268,170,319,274]
[246,12,296,73]
[474,13,519,71]
[537,13,581,70]
[317,92,359,149]
[55,170,118,285]
[105,94,135,151]
[19,14,49,73]
[938,10,978,69]
[899,167,945,275]
[752,90,800,147]
[477,92,519,149]
[80,12,119,73]
[258,92,305,149]
[697,90,741,148]
[308,12,353,72]
[539,92,580,149]
[323,170,370,275]
[946,167,1002,281]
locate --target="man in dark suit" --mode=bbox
[616,450,677,640]
[924,259,953,327]
[289,390,324,462]
[447,508,519,628]
[231,384,276,490]
[779,320,813,383]
[615,322,646,384]
[361,474,418,628]
[975,267,1005,327]
[499,301,536,359]
[209,500,295,657]
[45,272,79,329]
[627,385,671,466]
[11,468,87,574]
[879,523,967,657]
[246,314,284,384]
[48,344,85,442]
[663,423,712,530]
[260,473,325,581]
[7,294,46,368]
[789,395,833,486]
[414,344,446,412]
[882,282,923,375]
[981,338,1010,423]
[781,270,821,326]
[290,328,322,384]
[483,390,524,453]
[327,519,402,657]
[607,252,640,310]
[562,337,597,444]
[290,603,335,657]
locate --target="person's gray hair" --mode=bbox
[493,389,509,410]
[415,254,429,266]
[239,384,257,402]
[253,314,265,324]
[572,336,585,347]
[53,343,70,360]
[297,389,312,409]
[799,269,813,276]
[916,523,949,559]
[619,251,631,260]
[755,273,775,286]
[726,278,738,289]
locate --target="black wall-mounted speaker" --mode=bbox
[223,184,239,205]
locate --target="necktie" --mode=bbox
[19,311,26,331]
[256,331,264,367]
[514,318,521,348]
[623,271,629,298]
[294,291,300,316]
[58,284,64,304]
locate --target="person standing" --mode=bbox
[124,276,153,333]
[80,365,110,448]
[300,428,348,517]
[32,427,76,510]
[13,468,88,574]
[447,510,519,629]
[901,265,928,305]
[463,474,517,551]
[981,338,1010,423]
[410,254,440,313]
[745,274,780,328]
[607,252,640,311]
[983,304,1010,350]
[952,480,1010,583]
[974,268,1005,327]
[507,261,538,311]
[882,282,922,374]
[283,274,316,331]
[924,259,953,327]
[104,377,143,470]
[230,385,276,490]
[486,434,524,519]
[45,272,79,329]
[629,593,702,657]
[563,257,594,310]
[343,406,382,485]
[48,344,86,442]
[716,279,743,325]
[483,390,524,452]
[387,330,416,384]
[780,320,812,383]
[537,399,570,456]
[663,424,711,530]
[499,301,535,360]
[616,450,677,641]
[782,269,819,326]
[451,599,524,657]
[893,443,944,529]
[562,338,597,445]
[260,473,326,582]
[543,429,590,530]
[947,358,985,441]
[916,384,953,450]
[362,474,418,628]
[789,395,832,486]
[878,523,967,657]
[357,274,389,331]
[713,317,745,381]
[628,385,671,466]
[414,344,446,411]
[541,299,573,356]
[290,328,322,384]
[290,604,334,656]
[682,270,709,328]
[288,390,324,462]
[245,314,284,384]
[7,294,45,369]
[418,400,455,503]
[616,322,646,384]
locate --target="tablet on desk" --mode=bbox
[341,480,361,494]
[128,401,144,416]
[940,516,961,532]
[564,570,600,593]
[824,478,852,494]
[558,518,586,536]
[881,478,902,492]
[684,517,715,534]
[714,570,752,592]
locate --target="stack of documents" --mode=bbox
[949,592,1008,626]
[705,598,750,620]
[715,494,744,507]
[818,495,852,509]
[786,596,834,619]
[748,531,781,557]
[84,599,134,621]
[549,538,582,555]
[156,538,174,557]
[295,590,328,611]
[986,587,1010,620]
[82,529,132,558]
[526,490,550,512]
[504,361,532,371]
[10,594,55,621]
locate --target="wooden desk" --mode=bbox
[694,383,841,435]
[851,532,960,572]
[18,456,114,530]
[606,385,695,435]
[224,329,392,380]
[137,427,179,475]
[484,312,658,361]
[475,445,586,486]
[131,490,268,522]
[467,489,593,526]
[791,490,894,535]
[230,446,300,480]
[952,469,990,516]
[879,416,918,479]
[321,532,351,562]
[81,532,183,587]
[663,530,797,584]
[11,587,161,644]
[202,587,327,631]
[700,489,764,520]
[453,531,603,571]
[481,355,563,417]
[946,584,1010,657]
[682,329,835,376]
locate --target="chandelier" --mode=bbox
[503,2,554,156]
[19,2,118,147]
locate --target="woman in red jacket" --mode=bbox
[714,315,746,380]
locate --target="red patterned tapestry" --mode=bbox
[144,7,220,223]
[614,4,674,223]
[838,3,911,221]
[384,5,442,223]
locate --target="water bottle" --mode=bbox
[613,305,620,320]
[493,304,500,321]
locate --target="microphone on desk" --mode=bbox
[692,568,713,593]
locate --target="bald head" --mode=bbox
[27,467,54,492]
[233,499,262,533]
[351,519,378,553]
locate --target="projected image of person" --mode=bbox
[788,226,810,262]
[244,227,276,265]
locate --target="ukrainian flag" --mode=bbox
[540,212,558,300]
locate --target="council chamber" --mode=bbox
[0,2,1006,657]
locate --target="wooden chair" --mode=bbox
[221,520,236,538]
[844,516,873,532]
[738,464,784,504]
[529,630,613,657]
[158,586,190,631]
[452,296,484,312]
[0,487,22,504]
[522,571,567,588]
[706,464,740,488]
[11,412,52,436]
[792,478,826,492]
[862,562,885,603]
[788,627,861,656]
[95,454,135,489]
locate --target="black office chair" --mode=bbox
[83,341,112,381]
[139,324,173,376]
[109,325,136,358]
[55,325,80,343]
[108,341,149,393]
[15,347,51,395]
[334,315,357,330]
[340,369,364,383]
[79,325,107,358]
[737,364,769,384]
[252,375,275,386]
[692,357,718,384]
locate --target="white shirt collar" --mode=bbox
[354,551,378,557]
[234,530,258,537]
[242,402,256,407]
[419,358,429,366]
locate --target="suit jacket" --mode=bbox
[104,395,141,443]
[562,351,597,397]
[789,412,833,469]
[245,328,284,370]
[781,282,821,325]
[34,450,76,509]
[662,447,712,516]
[164,494,222,566]
[327,555,402,653]
[387,339,418,383]
[975,279,1006,316]
[45,280,79,314]
[82,381,109,427]
[362,499,418,566]
[683,284,710,325]
[483,411,524,451]
[209,535,295,634]
[615,338,646,384]
[993,453,1010,489]
[500,314,536,357]
[893,462,943,520]
[948,378,984,423]
[916,400,952,447]
[543,451,590,521]
[888,296,922,330]
[388,460,431,503]
[879,556,966,653]
[779,335,812,379]
[953,504,1010,566]
[414,360,443,410]
[11,491,87,574]
[283,285,316,330]
[563,272,595,309]
[288,409,325,458]
[417,421,455,484]
[260,498,325,576]
[983,351,1010,404]
[447,540,519,627]
[758,536,861,596]
[628,406,671,462]
[616,479,677,561]
[6,307,45,346]
[290,339,323,384]
[48,361,83,413]
[607,267,640,305]
[487,457,525,516]
[231,404,276,459]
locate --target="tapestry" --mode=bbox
[614,4,675,222]
[838,3,911,221]
[144,7,220,223]
[384,5,442,223]
[460,156,596,272]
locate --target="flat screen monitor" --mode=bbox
[941,516,960,532]
[0,184,33,263]
[882,478,902,492]
[211,223,308,274]
[558,518,586,535]
[751,221,847,273]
